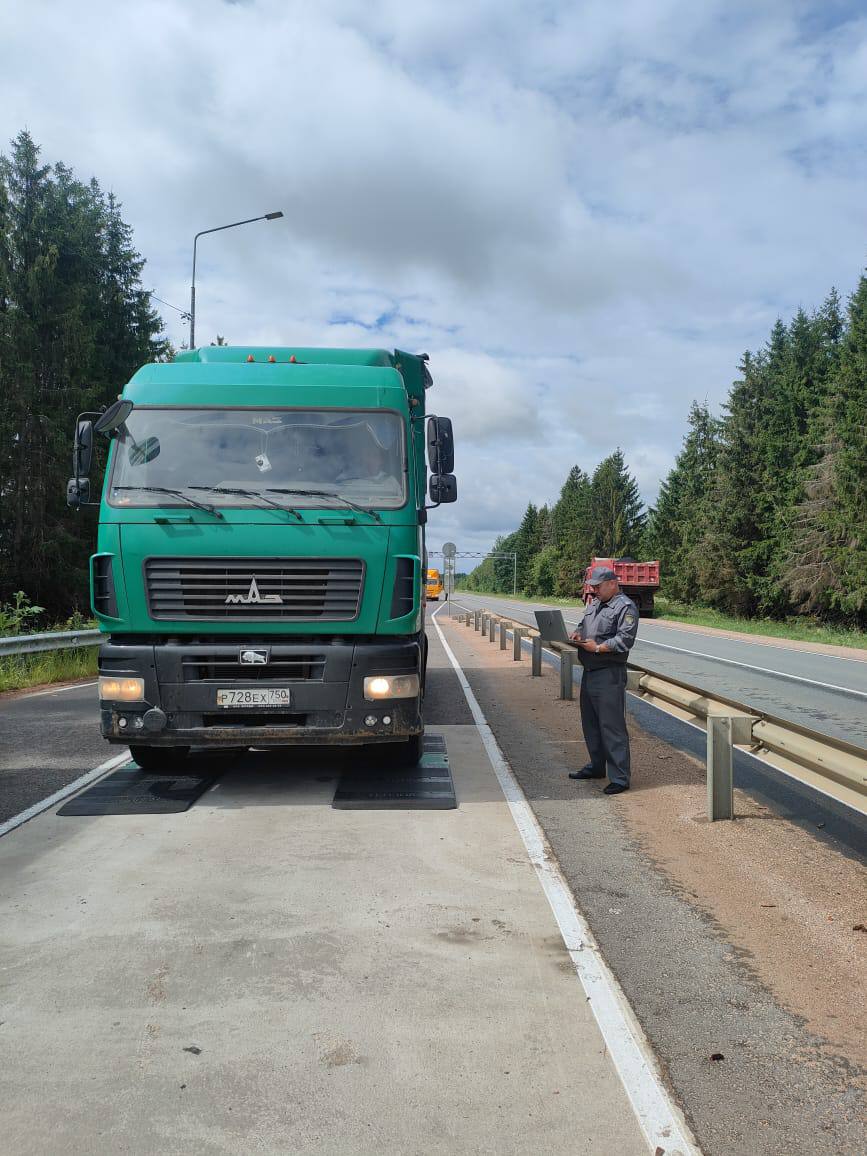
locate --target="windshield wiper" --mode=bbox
[112,485,224,518]
[189,486,302,519]
[265,487,382,523]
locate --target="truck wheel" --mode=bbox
[390,734,422,768]
[129,745,190,771]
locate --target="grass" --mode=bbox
[0,647,99,694]
[453,587,867,651]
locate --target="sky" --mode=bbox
[2,0,867,562]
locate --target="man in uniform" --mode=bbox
[568,565,639,794]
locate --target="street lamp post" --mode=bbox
[189,211,283,349]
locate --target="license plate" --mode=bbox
[216,688,292,708]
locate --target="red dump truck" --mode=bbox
[583,557,660,617]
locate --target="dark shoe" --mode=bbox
[569,766,605,780]
[603,783,629,795]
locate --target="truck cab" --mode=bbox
[67,347,456,768]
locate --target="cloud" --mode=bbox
[2,0,867,558]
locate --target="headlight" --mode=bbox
[363,674,420,700]
[99,676,145,702]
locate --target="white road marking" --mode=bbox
[633,637,867,700]
[431,605,699,1156]
[454,596,867,699]
[641,623,867,664]
[10,679,98,700]
[0,751,130,840]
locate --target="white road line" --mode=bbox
[471,596,867,667]
[633,637,867,699]
[0,751,130,840]
[9,680,98,700]
[431,605,699,1156]
[641,624,867,665]
[455,597,867,699]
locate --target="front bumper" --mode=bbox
[98,636,423,748]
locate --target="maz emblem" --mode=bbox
[225,577,283,605]
[240,648,269,665]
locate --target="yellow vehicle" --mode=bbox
[426,568,444,601]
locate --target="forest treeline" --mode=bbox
[0,131,168,613]
[464,279,867,627]
[1,130,864,626]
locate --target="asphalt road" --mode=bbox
[0,630,864,1153]
[450,593,867,750]
[0,680,110,827]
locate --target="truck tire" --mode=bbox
[390,733,422,768]
[129,745,190,771]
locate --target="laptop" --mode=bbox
[534,609,573,644]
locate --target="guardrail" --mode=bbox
[449,602,867,819]
[0,629,102,657]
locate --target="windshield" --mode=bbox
[108,408,406,509]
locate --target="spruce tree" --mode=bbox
[589,450,646,558]
[551,465,594,596]
[828,274,867,621]
[698,350,769,613]
[0,130,168,612]
[514,503,539,592]
[644,401,721,602]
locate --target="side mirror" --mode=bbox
[94,399,134,436]
[427,416,454,475]
[67,477,91,507]
[429,474,457,504]
[73,420,94,477]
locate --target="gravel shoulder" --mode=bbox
[439,612,867,1156]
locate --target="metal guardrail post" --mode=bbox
[707,716,734,821]
[488,616,496,642]
[622,661,867,817]
[474,610,481,631]
[531,636,542,676]
[560,651,574,700]
[513,628,524,660]
[500,622,508,650]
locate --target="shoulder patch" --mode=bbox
[624,613,636,627]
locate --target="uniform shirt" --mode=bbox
[577,591,639,669]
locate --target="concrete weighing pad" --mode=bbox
[332,733,457,808]
[57,760,220,816]
[0,640,650,1155]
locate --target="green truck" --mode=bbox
[67,346,456,769]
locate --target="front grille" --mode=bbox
[145,557,364,621]
[202,713,308,728]
[181,653,326,682]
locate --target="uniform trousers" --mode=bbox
[579,665,631,787]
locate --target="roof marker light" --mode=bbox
[268,355,276,363]
[247,354,255,362]
[289,355,297,363]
